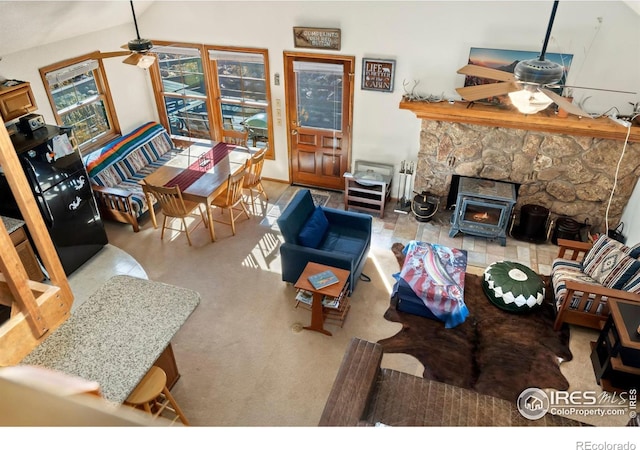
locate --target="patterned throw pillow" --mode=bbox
[622,270,640,294]
[627,242,640,259]
[582,235,627,266]
[582,242,640,290]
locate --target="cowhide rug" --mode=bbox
[379,243,572,403]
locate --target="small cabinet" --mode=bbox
[0,82,37,122]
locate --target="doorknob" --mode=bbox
[291,129,298,135]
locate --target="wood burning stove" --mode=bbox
[449,177,516,246]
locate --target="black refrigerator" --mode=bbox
[0,125,108,276]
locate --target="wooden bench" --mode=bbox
[82,122,182,232]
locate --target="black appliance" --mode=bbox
[0,125,108,276]
[511,204,551,244]
[551,216,581,245]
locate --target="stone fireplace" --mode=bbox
[401,101,640,232]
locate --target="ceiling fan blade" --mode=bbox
[456,82,520,101]
[557,85,637,95]
[122,53,142,66]
[457,64,516,82]
[540,87,592,117]
[97,51,131,59]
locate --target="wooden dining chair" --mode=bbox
[243,147,269,215]
[141,182,208,246]
[210,168,250,236]
[222,128,249,147]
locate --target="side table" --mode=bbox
[343,160,393,218]
[590,298,640,392]
[294,262,351,336]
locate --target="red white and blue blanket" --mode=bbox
[393,241,469,328]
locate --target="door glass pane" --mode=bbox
[462,203,502,226]
[296,70,343,131]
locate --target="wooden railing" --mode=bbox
[0,125,73,366]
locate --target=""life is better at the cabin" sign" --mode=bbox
[362,58,396,93]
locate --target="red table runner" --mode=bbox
[164,142,234,191]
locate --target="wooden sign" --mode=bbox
[362,58,395,93]
[293,27,341,50]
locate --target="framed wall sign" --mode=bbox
[293,27,341,50]
[362,58,395,92]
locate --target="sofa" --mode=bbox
[551,235,640,331]
[319,337,586,427]
[82,122,179,232]
[277,189,372,292]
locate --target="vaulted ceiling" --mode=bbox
[0,1,153,58]
[0,1,638,61]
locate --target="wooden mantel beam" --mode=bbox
[399,100,640,143]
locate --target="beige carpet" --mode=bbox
[104,182,409,426]
[102,180,630,427]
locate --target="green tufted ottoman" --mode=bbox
[482,261,545,313]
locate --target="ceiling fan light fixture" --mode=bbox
[136,54,156,69]
[508,87,554,114]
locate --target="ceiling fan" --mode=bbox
[455,1,634,117]
[97,1,156,69]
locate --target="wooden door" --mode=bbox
[284,52,354,190]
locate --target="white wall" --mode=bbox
[1,1,639,239]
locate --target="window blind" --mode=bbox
[292,61,343,74]
[153,46,202,57]
[45,60,99,86]
[208,50,264,64]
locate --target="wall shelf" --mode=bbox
[399,99,640,143]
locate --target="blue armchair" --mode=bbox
[277,189,372,293]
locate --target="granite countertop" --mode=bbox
[1,215,24,234]
[21,275,200,403]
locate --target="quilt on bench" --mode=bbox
[83,121,176,218]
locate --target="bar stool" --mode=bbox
[124,366,189,426]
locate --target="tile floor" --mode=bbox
[323,190,559,276]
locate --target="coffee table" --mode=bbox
[294,262,350,336]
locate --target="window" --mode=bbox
[40,53,119,153]
[151,45,212,141]
[149,43,273,159]
[208,48,273,157]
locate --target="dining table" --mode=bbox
[140,142,255,242]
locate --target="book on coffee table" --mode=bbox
[308,269,339,290]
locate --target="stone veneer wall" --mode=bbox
[415,120,640,231]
